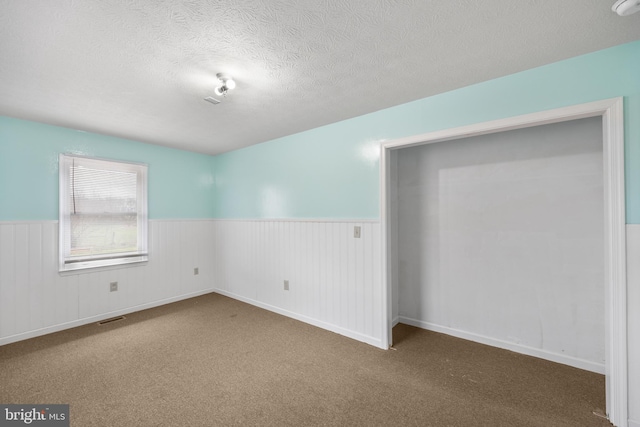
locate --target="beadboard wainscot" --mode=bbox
[211,219,383,348]
[0,219,217,345]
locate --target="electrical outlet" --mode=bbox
[110,282,118,292]
[284,280,289,291]
[354,226,361,238]
[194,267,199,275]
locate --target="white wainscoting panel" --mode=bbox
[627,225,640,427]
[0,220,216,345]
[211,220,383,348]
[1,219,385,351]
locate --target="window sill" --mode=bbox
[58,256,148,275]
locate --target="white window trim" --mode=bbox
[58,154,148,272]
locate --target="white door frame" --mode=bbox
[379,97,627,426]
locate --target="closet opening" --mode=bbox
[380,98,627,426]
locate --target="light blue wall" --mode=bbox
[0,117,215,220]
[213,40,640,222]
[2,41,639,222]
[212,126,381,219]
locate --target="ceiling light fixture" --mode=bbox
[612,0,640,16]
[214,73,236,97]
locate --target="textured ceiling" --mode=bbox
[0,0,639,155]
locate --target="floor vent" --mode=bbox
[98,316,126,325]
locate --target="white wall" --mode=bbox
[0,219,216,345]
[392,117,605,373]
[211,219,383,347]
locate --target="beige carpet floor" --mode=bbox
[0,293,610,426]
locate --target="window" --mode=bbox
[59,154,148,272]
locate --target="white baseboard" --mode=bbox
[212,288,384,349]
[628,419,639,427]
[398,316,605,374]
[0,289,217,346]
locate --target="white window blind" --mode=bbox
[59,154,148,271]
